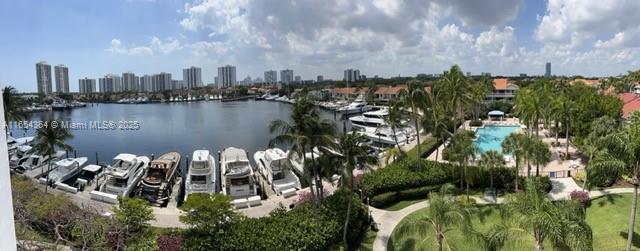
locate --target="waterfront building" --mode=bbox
[35,61,52,95]
[122,72,138,92]
[280,69,293,84]
[78,77,96,93]
[172,80,184,90]
[152,72,172,92]
[54,64,69,93]
[217,65,236,88]
[139,75,152,92]
[344,68,361,83]
[183,66,202,89]
[99,74,122,93]
[264,70,277,84]
[545,62,551,77]
[317,75,324,82]
[375,85,406,102]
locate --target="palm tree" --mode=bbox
[577,135,602,191]
[469,76,493,120]
[32,120,74,192]
[590,118,640,251]
[479,150,503,193]
[421,87,451,162]
[529,137,551,177]
[333,132,377,250]
[446,130,476,199]
[500,180,592,251]
[2,86,27,122]
[399,184,473,251]
[501,133,527,190]
[399,80,426,166]
[384,100,405,154]
[440,65,472,131]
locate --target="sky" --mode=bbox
[1,0,640,92]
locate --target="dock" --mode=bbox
[221,95,256,102]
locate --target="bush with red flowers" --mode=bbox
[570,190,591,206]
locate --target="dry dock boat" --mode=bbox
[136,152,181,206]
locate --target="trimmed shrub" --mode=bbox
[370,185,440,208]
[522,176,552,193]
[360,159,459,197]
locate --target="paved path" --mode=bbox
[371,185,635,251]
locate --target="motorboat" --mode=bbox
[7,135,34,153]
[14,150,65,173]
[185,150,216,199]
[76,164,103,189]
[93,153,150,200]
[349,108,389,129]
[220,147,257,198]
[10,145,32,166]
[337,94,371,114]
[51,100,69,111]
[254,148,301,195]
[136,152,180,205]
[264,94,278,101]
[355,126,408,148]
[43,157,88,185]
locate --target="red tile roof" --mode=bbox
[375,85,406,95]
[620,93,640,119]
[333,87,368,95]
[493,78,509,90]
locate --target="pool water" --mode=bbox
[474,125,520,153]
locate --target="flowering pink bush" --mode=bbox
[570,190,590,206]
[293,187,332,206]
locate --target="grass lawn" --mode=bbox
[405,135,437,160]
[388,194,639,251]
[380,198,427,211]
[356,228,378,251]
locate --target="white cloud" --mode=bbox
[106,37,182,56]
[106,39,153,56]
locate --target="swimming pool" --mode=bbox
[474,125,520,154]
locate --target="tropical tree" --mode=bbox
[421,86,451,162]
[577,135,603,191]
[2,86,27,122]
[501,133,527,190]
[384,100,406,154]
[32,120,74,192]
[500,180,592,251]
[439,65,472,130]
[469,76,494,120]
[479,150,504,193]
[445,130,477,199]
[590,115,640,251]
[399,80,426,166]
[333,132,377,250]
[398,184,473,251]
[529,137,551,177]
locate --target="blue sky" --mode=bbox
[1,0,639,92]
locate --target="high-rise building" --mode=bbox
[99,74,122,93]
[183,66,202,89]
[78,78,96,93]
[344,69,361,83]
[217,65,236,88]
[264,70,277,84]
[545,62,551,77]
[35,61,52,95]
[139,75,152,92]
[172,80,184,90]
[152,72,172,92]
[54,64,69,93]
[122,72,138,92]
[317,75,324,82]
[294,75,301,82]
[280,69,293,84]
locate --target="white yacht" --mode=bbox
[349,108,389,129]
[254,148,301,195]
[44,157,88,184]
[337,94,371,114]
[185,150,216,199]
[7,135,34,153]
[94,154,150,199]
[356,126,408,148]
[10,145,32,166]
[265,94,278,101]
[220,147,257,198]
[14,150,65,172]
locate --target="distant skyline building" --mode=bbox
[152,72,172,92]
[294,75,301,82]
[35,61,52,95]
[344,68,361,83]
[98,74,122,93]
[217,65,236,88]
[264,70,277,84]
[183,66,202,89]
[171,79,184,90]
[122,72,138,92]
[54,64,69,93]
[545,62,551,77]
[78,77,96,93]
[139,75,152,92]
[317,75,324,82]
[280,69,293,84]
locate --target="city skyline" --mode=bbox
[2,0,640,92]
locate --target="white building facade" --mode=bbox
[54,64,69,93]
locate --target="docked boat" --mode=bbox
[349,108,389,129]
[337,94,371,114]
[355,126,408,148]
[7,135,34,155]
[264,94,278,101]
[220,147,257,198]
[44,157,88,184]
[93,154,150,201]
[254,148,301,195]
[14,150,65,173]
[10,145,32,166]
[51,100,68,111]
[185,150,216,199]
[136,152,181,205]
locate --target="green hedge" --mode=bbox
[186,189,368,251]
[370,185,441,208]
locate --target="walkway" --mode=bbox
[370,185,634,251]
